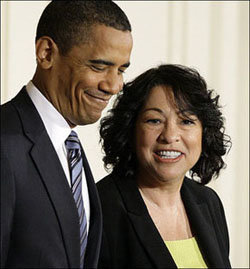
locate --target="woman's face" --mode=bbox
[135,85,202,186]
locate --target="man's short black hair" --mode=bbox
[36,0,131,55]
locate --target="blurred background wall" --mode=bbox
[1,1,249,267]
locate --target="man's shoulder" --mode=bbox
[1,99,15,114]
[1,88,40,145]
[1,87,40,135]
[1,87,26,117]
[1,98,21,133]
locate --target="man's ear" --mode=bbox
[35,36,59,69]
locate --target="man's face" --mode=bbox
[48,24,133,127]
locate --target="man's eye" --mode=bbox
[118,69,126,75]
[91,65,104,71]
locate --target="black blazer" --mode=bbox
[1,88,102,268]
[97,174,231,268]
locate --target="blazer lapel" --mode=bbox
[116,177,177,269]
[181,180,226,268]
[116,176,228,268]
[12,88,80,268]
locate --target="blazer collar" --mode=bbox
[181,180,227,268]
[115,176,177,268]
[12,88,81,268]
[115,175,227,268]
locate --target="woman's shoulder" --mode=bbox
[183,178,228,226]
[96,173,122,199]
[97,174,113,187]
[97,174,115,192]
[183,177,222,205]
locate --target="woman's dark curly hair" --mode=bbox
[100,64,231,185]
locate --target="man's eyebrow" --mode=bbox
[89,59,130,68]
[122,62,130,68]
[89,59,114,66]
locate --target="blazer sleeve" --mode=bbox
[208,187,230,256]
[97,228,112,269]
[1,149,16,267]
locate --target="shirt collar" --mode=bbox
[26,80,74,150]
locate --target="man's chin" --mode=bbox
[74,115,102,126]
[64,110,103,127]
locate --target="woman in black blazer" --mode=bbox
[97,64,232,268]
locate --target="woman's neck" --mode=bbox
[137,175,184,209]
[137,176,192,241]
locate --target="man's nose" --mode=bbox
[99,71,123,95]
[158,123,180,144]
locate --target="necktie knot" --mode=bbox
[65,130,81,151]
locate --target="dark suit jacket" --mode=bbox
[97,174,231,268]
[1,87,102,268]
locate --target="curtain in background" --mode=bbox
[1,1,249,268]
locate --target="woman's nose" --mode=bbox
[158,123,180,144]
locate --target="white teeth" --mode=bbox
[157,150,181,159]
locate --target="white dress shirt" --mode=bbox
[26,81,90,233]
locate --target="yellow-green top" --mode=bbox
[165,237,207,268]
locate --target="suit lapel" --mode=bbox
[81,147,102,268]
[181,180,226,268]
[12,88,80,268]
[116,177,177,269]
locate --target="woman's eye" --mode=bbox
[146,119,161,124]
[181,119,195,125]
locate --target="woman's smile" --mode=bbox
[153,150,184,163]
[135,85,202,183]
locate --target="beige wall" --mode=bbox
[1,1,249,268]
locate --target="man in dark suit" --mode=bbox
[1,1,133,268]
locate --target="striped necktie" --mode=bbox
[65,131,87,268]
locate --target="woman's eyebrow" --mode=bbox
[177,109,196,116]
[141,108,164,115]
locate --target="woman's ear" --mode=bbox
[35,36,59,69]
